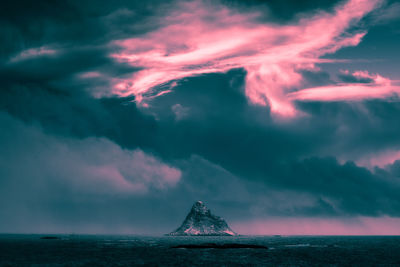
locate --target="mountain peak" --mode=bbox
[168,201,237,236]
[191,201,209,214]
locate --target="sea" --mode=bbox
[0,235,399,266]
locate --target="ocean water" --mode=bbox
[0,235,399,266]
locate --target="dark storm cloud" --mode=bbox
[221,0,342,22]
[386,160,400,178]
[140,70,311,178]
[1,110,399,235]
[1,0,400,234]
[3,59,400,221]
[270,157,400,216]
[0,0,168,55]
[297,100,400,158]
[138,71,400,217]
[0,82,157,148]
[143,69,400,174]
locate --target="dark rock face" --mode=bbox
[168,201,236,236]
[40,236,60,240]
[172,243,268,249]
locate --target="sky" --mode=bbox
[1,0,400,235]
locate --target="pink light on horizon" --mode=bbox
[110,0,386,117]
[232,216,400,235]
[356,149,400,169]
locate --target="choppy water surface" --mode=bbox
[0,235,399,266]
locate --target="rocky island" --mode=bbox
[168,201,236,236]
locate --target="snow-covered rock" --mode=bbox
[168,201,236,236]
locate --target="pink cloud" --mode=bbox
[288,70,400,102]
[67,143,182,194]
[9,46,58,63]
[110,0,384,117]
[171,103,189,120]
[232,216,400,235]
[79,71,102,79]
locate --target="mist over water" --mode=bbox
[1,235,399,266]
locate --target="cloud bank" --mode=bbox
[0,112,181,195]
